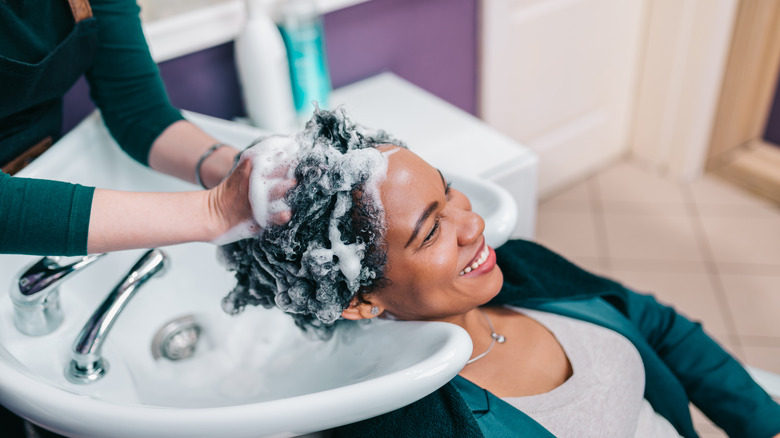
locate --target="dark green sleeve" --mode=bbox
[0,171,94,256]
[86,0,184,165]
[625,290,780,438]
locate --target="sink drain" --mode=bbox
[152,315,201,361]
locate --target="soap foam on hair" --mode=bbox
[243,135,300,227]
[327,147,388,289]
[212,135,299,245]
[219,108,406,338]
[212,132,390,247]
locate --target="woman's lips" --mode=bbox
[459,240,495,276]
[461,240,485,274]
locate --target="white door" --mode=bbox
[481,0,646,196]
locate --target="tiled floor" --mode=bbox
[535,158,780,438]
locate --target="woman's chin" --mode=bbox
[475,266,504,307]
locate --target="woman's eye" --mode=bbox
[423,219,440,244]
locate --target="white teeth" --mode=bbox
[460,246,490,276]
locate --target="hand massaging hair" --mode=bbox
[219,108,406,338]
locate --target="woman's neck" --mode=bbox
[441,307,496,353]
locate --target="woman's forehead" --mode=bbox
[381,149,442,226]
[379,145,435,173]
[383,148,435,188]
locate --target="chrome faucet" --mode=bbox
[10,254,106,336]
[66,248,168,384]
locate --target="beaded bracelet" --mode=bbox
[195,143,228,189]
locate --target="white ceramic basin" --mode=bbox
[0,112,518,437]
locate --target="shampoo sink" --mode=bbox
[0,111,518,437]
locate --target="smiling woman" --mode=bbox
[339,145,505,324]
[219,109,780,438]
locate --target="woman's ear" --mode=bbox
[341,296,382,320]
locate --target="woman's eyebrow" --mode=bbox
[405,201,439,248]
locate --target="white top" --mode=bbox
[501,307,682,438]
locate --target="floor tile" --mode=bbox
[699,216,780,265]
[697,430,728,438]
[741,343,780,375]
[719,273,780,338]
[609,258,709,273]
[535,210,602,259]
[688,175,780,218]
[608,269,730,337]
[713,262,780,275]
[600,200,690,216]
[596,160,688,206]
[602,213,704,262]
[538,178,592,211]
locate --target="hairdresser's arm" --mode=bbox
[87,0,237,189]
[86,159,253,253]
[147,120,239,189]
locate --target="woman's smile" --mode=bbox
[460,240,496,277]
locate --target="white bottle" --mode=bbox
[235,0,297,133]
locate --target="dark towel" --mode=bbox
[326,382,482,437]
[491,239,626,308]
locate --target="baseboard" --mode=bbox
[713,139,780,204]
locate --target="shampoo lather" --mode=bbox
[235,0,297,133]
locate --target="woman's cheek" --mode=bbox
[426,248,458,277]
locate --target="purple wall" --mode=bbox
[63,0,477,133]
[324,0,477,112]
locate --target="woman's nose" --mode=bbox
[456,209,484,246]
[450,189,472,211]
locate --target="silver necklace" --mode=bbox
[466,309,507,364]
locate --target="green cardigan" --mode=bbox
[0,0,183,255]
[330,240,780,438]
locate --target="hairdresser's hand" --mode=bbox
[264,163,296,225]
[208,159,295,245]
[208,158,255,241]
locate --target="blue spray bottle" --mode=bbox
[275,0,332,123]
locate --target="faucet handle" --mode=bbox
[17,254,106,297]
[11,253,106,336]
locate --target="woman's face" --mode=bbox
[363,147,504,322]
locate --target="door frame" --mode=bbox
[629,0,739,181]
[706,0,780,203]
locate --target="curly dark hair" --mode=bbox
[218,108,406,338]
